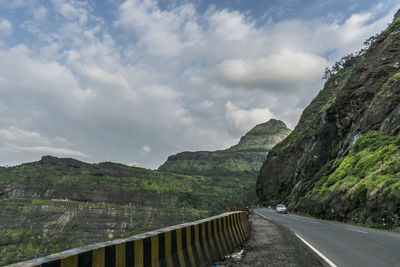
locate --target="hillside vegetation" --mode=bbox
[257,9,400,230]
[0,156,247,265]
[159,119,291,204]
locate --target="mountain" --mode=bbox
[0,119,290,265]
[159,119,291,178]
[0,156,248,265]
[256,10,400,230]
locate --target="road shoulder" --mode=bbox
[216,212,324,266]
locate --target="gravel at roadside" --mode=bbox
[215,213,324,266]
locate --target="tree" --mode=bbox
[322,67,332,80]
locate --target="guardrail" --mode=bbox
[9,211,250,267]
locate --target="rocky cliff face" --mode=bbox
[0,199,191,265]
[159,119,291,178]
[257,10,400,229]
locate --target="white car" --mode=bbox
[276,204,288,214]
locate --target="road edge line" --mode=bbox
[345,227,368,234]
[294,233,337,267]
[253,210,272,221]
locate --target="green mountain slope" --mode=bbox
[0,156,248,265]
[158,119,291,178]
[256,10,400,230]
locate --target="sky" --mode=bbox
[0,0,399,169]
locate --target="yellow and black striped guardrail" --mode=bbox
[10,211,250,267]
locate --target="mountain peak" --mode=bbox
[266,118,286,125]
[229,119,291,151]
[39,155,86,168]
[247,119,290,135]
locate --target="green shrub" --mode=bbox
[355,184,368,206]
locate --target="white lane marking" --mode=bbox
[309,221,321,224]
[254,210,272,220]
[295,233,337,267]
[346,228,368,234]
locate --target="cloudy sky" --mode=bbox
[0,0,399,168]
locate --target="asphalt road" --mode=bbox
[255,208,400,267]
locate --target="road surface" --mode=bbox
[255,208,400,267]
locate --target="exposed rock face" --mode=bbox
[257,11,400,229]
[0,199,191,265]
[159,119,291,178]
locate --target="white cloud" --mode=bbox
[116,0,196,57]
[0,45,84,101]
[207,9,255,41]
[51,0,88,24]
[336,10,394,48]
[0,126,41,142]
[51,0,79,18]
[79,65,128,88]
[0,18,12,35]
[213,50,328,90]
[140,145,151,155]
[33,6,47,21]
[20,146,87,158]
[225,101,275,135]
[0,126,87,163]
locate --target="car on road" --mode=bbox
[276,204,288,214]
